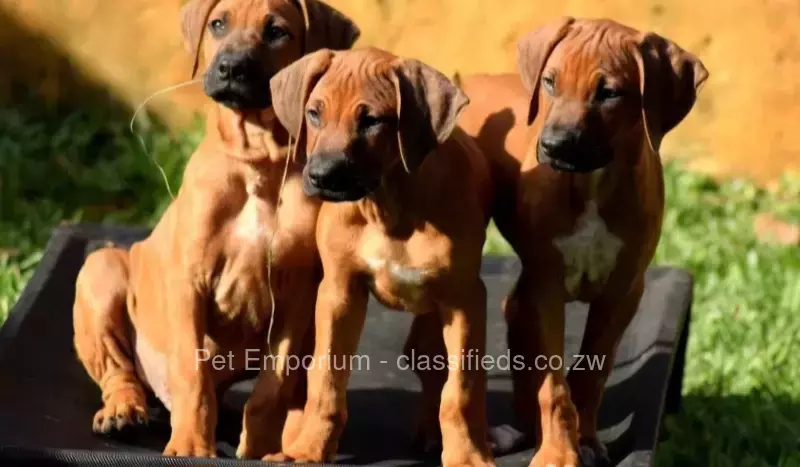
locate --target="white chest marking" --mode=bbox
[235,198,270,241]
[364,257,430,288]
[553,201,624,295]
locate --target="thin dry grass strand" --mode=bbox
[129,78,203,200]
[130,76,299,357]
[265,135,298,356]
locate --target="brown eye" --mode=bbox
[209,18,227,37]
[359,115,381,130]
[595,79,625,102]
[306,108,321,128]
[541,75,556,95]
[354,104,390,135]
[265,24,289,44]
[358,114,391,136]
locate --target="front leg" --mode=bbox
[506,271,579,467]
[566,276,645,466]
[281,319,314,450]
[163,278,217,458]
[277,270,369,462]
[236,272,319,459]
[438,279,495,467]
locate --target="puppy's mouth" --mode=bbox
[302,156,379,202]
[205,80,272,111]
[537,145,612,174]
[203,51,272,110]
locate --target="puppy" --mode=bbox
[72,0,358,458]
[265,47,496,467]
[458,18,708,467]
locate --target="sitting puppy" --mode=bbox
[457,18,708,467]
[266,47,496,467]
[72,0,358,458]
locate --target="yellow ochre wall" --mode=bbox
[0,0,798,183]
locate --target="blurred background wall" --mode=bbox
[0,0,797,184]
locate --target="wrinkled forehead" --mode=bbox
[211,0,303,28]
[546,22,639,86]
[311,50,399,115]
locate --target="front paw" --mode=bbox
[92,400,148,435]
[235,423,281,460]
[273,442,332,464]
[530,442,579,467]
[262,451,327,463]
[262,452,296,462]
[442,451,496,467]
[275,416,340,463]
[163,432,216,458]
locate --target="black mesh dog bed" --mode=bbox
[0,225,692,466]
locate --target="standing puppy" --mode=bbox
[267,47,495,467]
[72,0,358,459]
[458,18,707,467]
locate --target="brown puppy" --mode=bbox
[265,47,495,466]
[458,18,708,467]
[72,0,358,458]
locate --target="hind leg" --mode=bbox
[73,247,148,434]
[403,312,448,454]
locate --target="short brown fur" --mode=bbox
[457,18,707,467]
[72,0,358,459]
[266,47,496,467]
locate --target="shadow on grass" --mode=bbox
[0,5,199,319]
[658,393,800,467]
[0,2,199,228]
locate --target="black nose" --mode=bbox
[303,152,378,201]
[213,51,254,82]
[307,154,349,188]
[539,125,582,159]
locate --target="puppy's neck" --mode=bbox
[563,145,648,213]
[209,105,291,165]
[359,166,416,237]
[570,168,611,202]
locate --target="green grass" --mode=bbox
[0,104,200,321]
[652,169,800,467]
[0,103,799,466]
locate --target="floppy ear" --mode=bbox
[180,0,221,79]
[516,17,575,125]
[294,0,361,52]
[391,59,470,173]
[633,32,709,152]
[270,49,335,142]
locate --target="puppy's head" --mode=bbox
[180,0,360,110]
[517,18,708,173]
[269,48,468,202]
